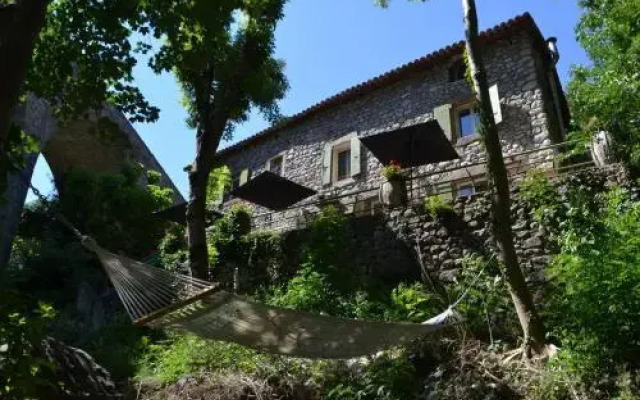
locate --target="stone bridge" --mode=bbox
[0,95,184,266]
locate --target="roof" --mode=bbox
[217,12,547,159]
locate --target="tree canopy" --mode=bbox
[568,0,640,173]
[142,0,288,279]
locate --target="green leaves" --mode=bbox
[146,0,288,137]
[569,0,640,174]
[0,290,56,400]
[26,0,159,124]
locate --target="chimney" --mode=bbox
[546,37,560,65]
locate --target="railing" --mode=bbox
[250,141,594,233]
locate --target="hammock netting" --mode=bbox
[82,236,458,359]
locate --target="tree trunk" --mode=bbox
[186,120,225,280]
[462,0,547,355]
[0,0,49,154]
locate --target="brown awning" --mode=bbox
[230,171,316,210]
[360,120,459,167]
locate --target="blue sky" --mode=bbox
[29,0,589,200]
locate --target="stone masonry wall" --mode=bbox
[360,165,627,287]
[220,25,561,232]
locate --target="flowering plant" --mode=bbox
[381,160,405,181]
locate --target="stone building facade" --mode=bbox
[216,13,569,231]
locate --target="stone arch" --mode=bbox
[0,94,184,266]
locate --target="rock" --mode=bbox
[523,236,542,249]
[439,269,458,282]
[40,337,121,399]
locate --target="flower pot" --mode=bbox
[379,178,408,207]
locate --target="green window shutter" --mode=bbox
[350,136,361,177]
[489,84,502,124]
[436,181,453,202]
[239,169,249,186]
[322,142,332,185]
[434,104,454,141]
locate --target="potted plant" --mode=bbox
[379,160,408,207]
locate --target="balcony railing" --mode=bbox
[249,141,597,233]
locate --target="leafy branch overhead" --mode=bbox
[26,0,160,124]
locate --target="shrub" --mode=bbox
[318,351,418,400]
[381,160,405,181]
[547,189,640,375]
[137,333,265,383]
[0,290,56,400]
[423,195,454,219]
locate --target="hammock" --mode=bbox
[80,236,460,359]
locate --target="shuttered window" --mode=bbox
[322,132,361,186]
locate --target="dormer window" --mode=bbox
[448,59,466,82]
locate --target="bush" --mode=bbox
[423,195,454,219]
[317,351,418,400]
[547,190,640,375]
[137,333,265,383]
[0,290,56,400]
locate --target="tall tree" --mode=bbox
[377,0,547,355]
[568,0,640,175]
[146,0,288,279]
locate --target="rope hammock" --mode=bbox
[27,184,463,359]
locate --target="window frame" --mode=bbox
[332,140,352,184]
[455,102,481,139]
[454,179,488,199]
[267,152,286,176]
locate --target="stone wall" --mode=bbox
[252,165,628,291]
[220,23,563,229]
[365,165,627,287]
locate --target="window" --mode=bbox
[269,155,284,176]
[448,59,466,82]
[323,133,361,186]
[455,180,488,198]
[336,148,351,181]
[457,184,475,198]
[457,107,481,138]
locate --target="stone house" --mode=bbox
[216,13,569,231]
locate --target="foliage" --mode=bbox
[8,164,173,305]
[452,256,519,342]
[25,0,159,124]
[267,206,357,315]
[57,163,173,258]
[206,165,232,207]
[0,127,40,205]
[143,0,289,279]
[381,159,404,181]
[137,333,265,383]
[423,194,454,219]
[207,204,252,282]
[146,0,289,137]
[384,283,439,323]
[568,0,640,174]
[0,290,56,400]
[158,222,188,270]
[546,189,640,375]
[520,169,607,249]
[318,352,418,400]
